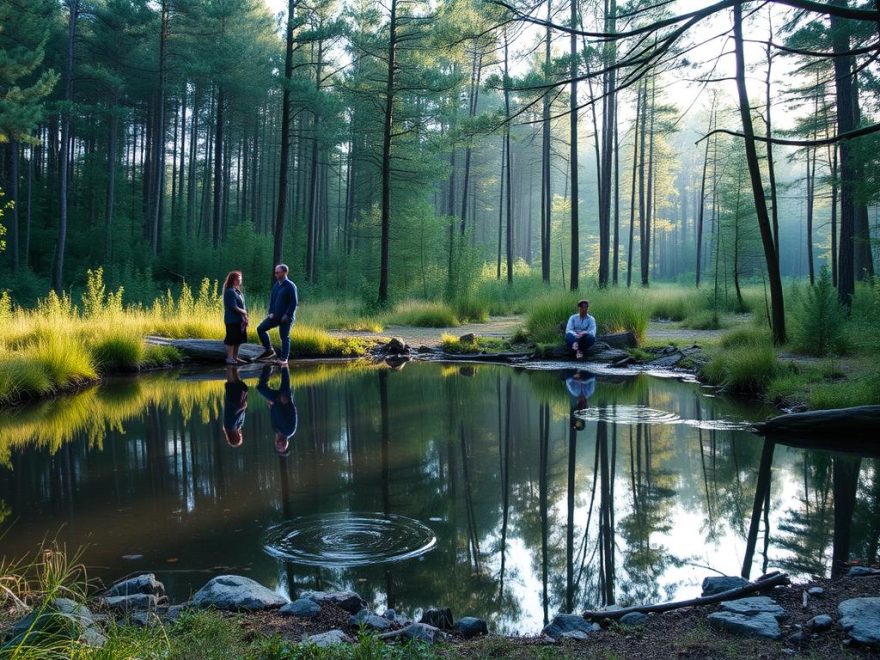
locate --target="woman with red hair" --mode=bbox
[223,270,249,364]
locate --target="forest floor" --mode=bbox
[232,573,880,658]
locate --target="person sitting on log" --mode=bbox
[564,299,596,360]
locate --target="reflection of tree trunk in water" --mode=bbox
[575,429,601,591]
[499,377,512,601]
[380,370,395,608]
[460,424,481,573]
[742,440,774,578]
[696,397,714,523]
[762,483,771,575]
[599,420,615,606]
[865,459,880,563]
[278,455,296,598]
[832,456,862,577]
[566,420,576,612]
[539,402,550,625]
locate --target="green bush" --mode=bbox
[700,345,778,394]
[452,296,489,323]
[790,267,846,356]
[720,327,772,349]
[386,300,458,327]
[90,333,145,372]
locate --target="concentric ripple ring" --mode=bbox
[263,512,437,567]
[574,405,681,425]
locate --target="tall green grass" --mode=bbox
[701,328,778,394]
[385,300,459,327]
[524,290,649,344]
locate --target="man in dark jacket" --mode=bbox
[257,365,298,455]
[256,264,298,365]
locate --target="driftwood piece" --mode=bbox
[581,572,790,621]
[753,405,880,439]
[146,337,265,362]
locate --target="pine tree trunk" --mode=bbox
[212,86,225,248]
[104,104,118,261]
[568,0,579,290]
[274,0,297,273]
[541,0,552,282]
[378,0,398,304]
[696,103,714,288]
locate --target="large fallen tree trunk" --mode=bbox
[753,405,880,438]
[582,572,790,621]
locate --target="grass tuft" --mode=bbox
[386,300,459,327]
[90,333,145,372]
[700,345,778,394]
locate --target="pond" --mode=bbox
[0,362,877,634]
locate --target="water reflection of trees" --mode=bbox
[1,364,879,632]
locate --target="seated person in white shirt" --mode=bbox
[564,299,597,360]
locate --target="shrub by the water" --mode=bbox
[90,333,145,372]
[790,267,846,356]
[700,345,778,394]
[386,300,459,327]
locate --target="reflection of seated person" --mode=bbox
[257,365,298,455]
[223,366,249,447]
[566,370,596,431]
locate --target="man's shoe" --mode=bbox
[575,351,584,360]
[256,349,276,361]
[275,358,288,367]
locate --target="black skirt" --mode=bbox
[224,321,247,346]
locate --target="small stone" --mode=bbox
[378,623,445,644]
[280,599,321,619]
[103,594,159,611]
[104,574,166,599]
[806,614,833,632]
[847,566,880,577]
[807,587,825,597]
[456,616,488,638]
[420,607,454,630]
[191,575,288,611]
[542,613,601,640]
[385,337,410,354]
[720,596,786,619]
[701,576,750,597]
[619,612,649,626]
[839,597,880,646]
[349,610,392,631]
[417,346,433,354]
[162,605,186,624]
[305,630,353,647]
[707,611,782,640]
[382,608,397,621]
[301,590,367,614]
[459,333,476,344]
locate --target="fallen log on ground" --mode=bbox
[146,337,265,362]
[581,571,790,621]
[753,405,880,439]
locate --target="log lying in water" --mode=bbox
[582,572,790,621]
[753,405,880,439]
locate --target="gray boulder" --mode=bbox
[701,576,749,597]
[456,616,488,638]
[419,607,454,630]
[191,575,288,611]
[301,590,367,614]
[105,574,166,599]
[719,596,786,619]
[839,598,880,646]
[542,613,600,640]
[103,594,159,612]
[350,609,392,631]
[619,612,649,626]
[706,611,782,640]
[808,587,825,597]
[2,598,106,650]
[847,566,880,577]
[382,608,411,626]
[280,599,321,619]
[378,623,445,644]
[305,630,353,647]
[806,614,833,632]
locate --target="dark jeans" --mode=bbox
[257,316,292,359]
[565,331,595,352]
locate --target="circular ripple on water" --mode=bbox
[263,512,437,567]
[574,405,681,425]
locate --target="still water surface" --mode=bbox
[0,362,877,633]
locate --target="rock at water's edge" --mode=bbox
[839,598,880,646]
[280,599,321,619]
[304,630,353,647]
[420,607,454,630]
[706,611,782,640]
[701,576,749,597]
[191,575,288,611]
[104,574,166,599]
[456,616,488,638]
[542,613,601,640]
[301,590,367,614]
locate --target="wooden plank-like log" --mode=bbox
[582,572,790,621]
[753,405,880,438]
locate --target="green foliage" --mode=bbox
[440,333,510,353]
[790,267,846,356]
[386,300,459,327]
[849,279,880,353]
[80,267,124,318]
[524,290,648,344]
[807,370,880,409]
[700,345,778,394]
[719,327,772,349]
[679,309,724,330]
[89,333,144,372]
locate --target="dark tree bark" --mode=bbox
[460,49,483,236]
[598,0,616,287]
[627,82,642,288]
[274,0,297,274]
[306,36,325,283]
[541,0,552,283]
[569,0,579,290]
[212,86,225,248]
[696,102,714,287]
[503,28,514,285]
[8,141,19,271]
[104,102,118,261]
[378,0,398,304]
[733,2,786,343]
[53,0,80,293]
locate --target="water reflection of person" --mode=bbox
[223,366,249,447]
[257,365,298,455]
[566,369,596,431]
